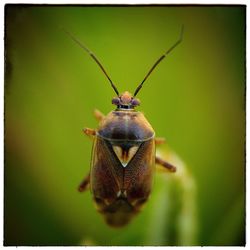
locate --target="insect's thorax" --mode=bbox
[97,110,155,141]
[96,110,155,170]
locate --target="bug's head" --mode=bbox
[112,91,140,109]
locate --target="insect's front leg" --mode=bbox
[83,128,96,138]
[94,109,105,122]
[155,156,176,172]
[82,110,104,138]
[78,173,90,192]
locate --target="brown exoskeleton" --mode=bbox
[65,27,183,227]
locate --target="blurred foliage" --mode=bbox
[4,5,245,246]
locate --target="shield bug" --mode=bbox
[65,27,183,227]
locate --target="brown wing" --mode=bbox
[123,138,155,209]
[90,137,124,209]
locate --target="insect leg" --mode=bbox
[155,137,166,145]
[83,128,96,138]
[155,156,176,172]
[78,173,90,192]
[94,109,105,122]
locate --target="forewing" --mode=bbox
[123,139,155,207]
[90,137,124,205]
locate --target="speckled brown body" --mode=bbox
[90,110,155,226]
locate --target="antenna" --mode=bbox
[133,25,184,97]
[64,29,119,96]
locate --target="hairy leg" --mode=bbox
[94,109,105,122]
[155,156,176,172]
[83,128,96,139]
[78,173,90,192]
[155,137,166,145]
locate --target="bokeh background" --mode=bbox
[4,5,245,246]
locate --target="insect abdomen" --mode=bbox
[101,198,137,227]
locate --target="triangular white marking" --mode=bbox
[121,162,128,168]
[112,145,140,167]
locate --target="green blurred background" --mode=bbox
[4,5,245,246]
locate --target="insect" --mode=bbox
[65,27,183,227]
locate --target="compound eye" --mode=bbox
[112,97,120,105]
[131,98,140,106]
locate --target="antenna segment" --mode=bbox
[64,29,120,96]
[133,25,184,97]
